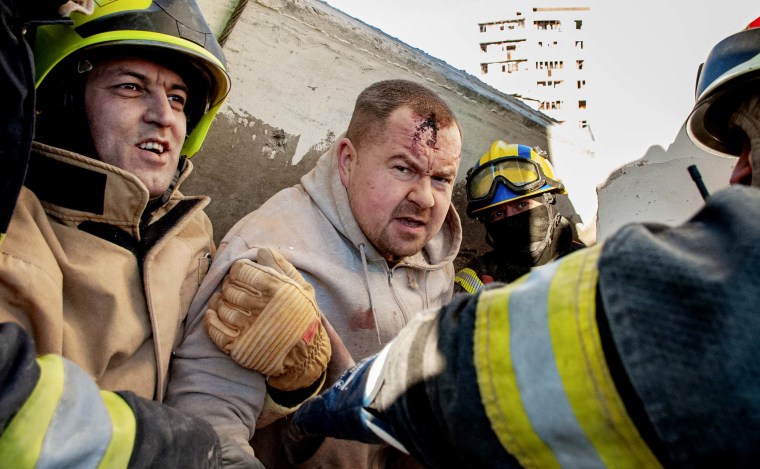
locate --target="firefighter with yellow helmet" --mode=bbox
[283,17,760,468]
[0,1,260,466]
[455,141,584,293]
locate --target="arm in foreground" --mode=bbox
[0,322,255,468]
[284,187,760,468]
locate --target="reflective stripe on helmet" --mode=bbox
[473,246,662,468]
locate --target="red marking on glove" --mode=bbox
[302,319,319,343]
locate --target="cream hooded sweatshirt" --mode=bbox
[167,138,462,466]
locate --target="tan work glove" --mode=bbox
[731,94,760,188]
[206,248,331,393]
[58,0,94,16]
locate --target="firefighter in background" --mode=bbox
[455,141,584,293]
[283,17,760,468]
[0,1,259,466]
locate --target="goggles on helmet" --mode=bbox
[467,156,555,201]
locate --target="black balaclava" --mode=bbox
[484,192,569,267]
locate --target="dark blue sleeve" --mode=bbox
[598,185,760,467]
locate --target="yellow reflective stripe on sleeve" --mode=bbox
[98,391,137,469]
[456,268,485,294]
[0,354,64,468]
[474,246,661,468]
[549,248,662,468]
[474,276,561,468]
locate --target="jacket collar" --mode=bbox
[25,142,194,240]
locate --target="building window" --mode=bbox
[537,61,564,70]
[539,100,563,110]
[534,20,561,31]
[575,40,584,49]
[577,79,586,89]
[479,24,486,33]
[575,20,583,30]
[537,80,564,88]
[480,44,487,52]
[579,100,587,109]
[579,120,588,129]
[577,59,584,70]
[481,63,488,74]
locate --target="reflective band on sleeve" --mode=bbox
[37,358,114,468]
[475,275,560,468]
[455,268,485,294]
[510,259,605,468]
[0,355,136,469]
[98,392,137,469]
[548,248,661,468]
[474,246,662,469]
[0,354,65,468]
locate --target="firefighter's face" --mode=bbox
[85,56,188,198]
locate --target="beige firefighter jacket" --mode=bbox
[0,142,214,401]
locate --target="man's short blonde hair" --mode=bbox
[346,79,460,150]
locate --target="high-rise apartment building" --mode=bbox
[478,5,591,134]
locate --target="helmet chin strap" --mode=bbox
[160,156,187,205]
[144,156,187,212]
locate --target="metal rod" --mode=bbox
[688,164,710,201]
[218,0,250,48]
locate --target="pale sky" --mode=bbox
[323,0,758,169]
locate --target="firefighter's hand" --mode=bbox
[205,248,331,392]
[284,348,407,465]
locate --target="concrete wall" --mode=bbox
[190,0,595,267]
[595,125,735,242]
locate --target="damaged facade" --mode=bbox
[478,4,592,134]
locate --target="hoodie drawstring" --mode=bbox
[359,243,383,346]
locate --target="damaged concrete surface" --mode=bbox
[596,125,734,241]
